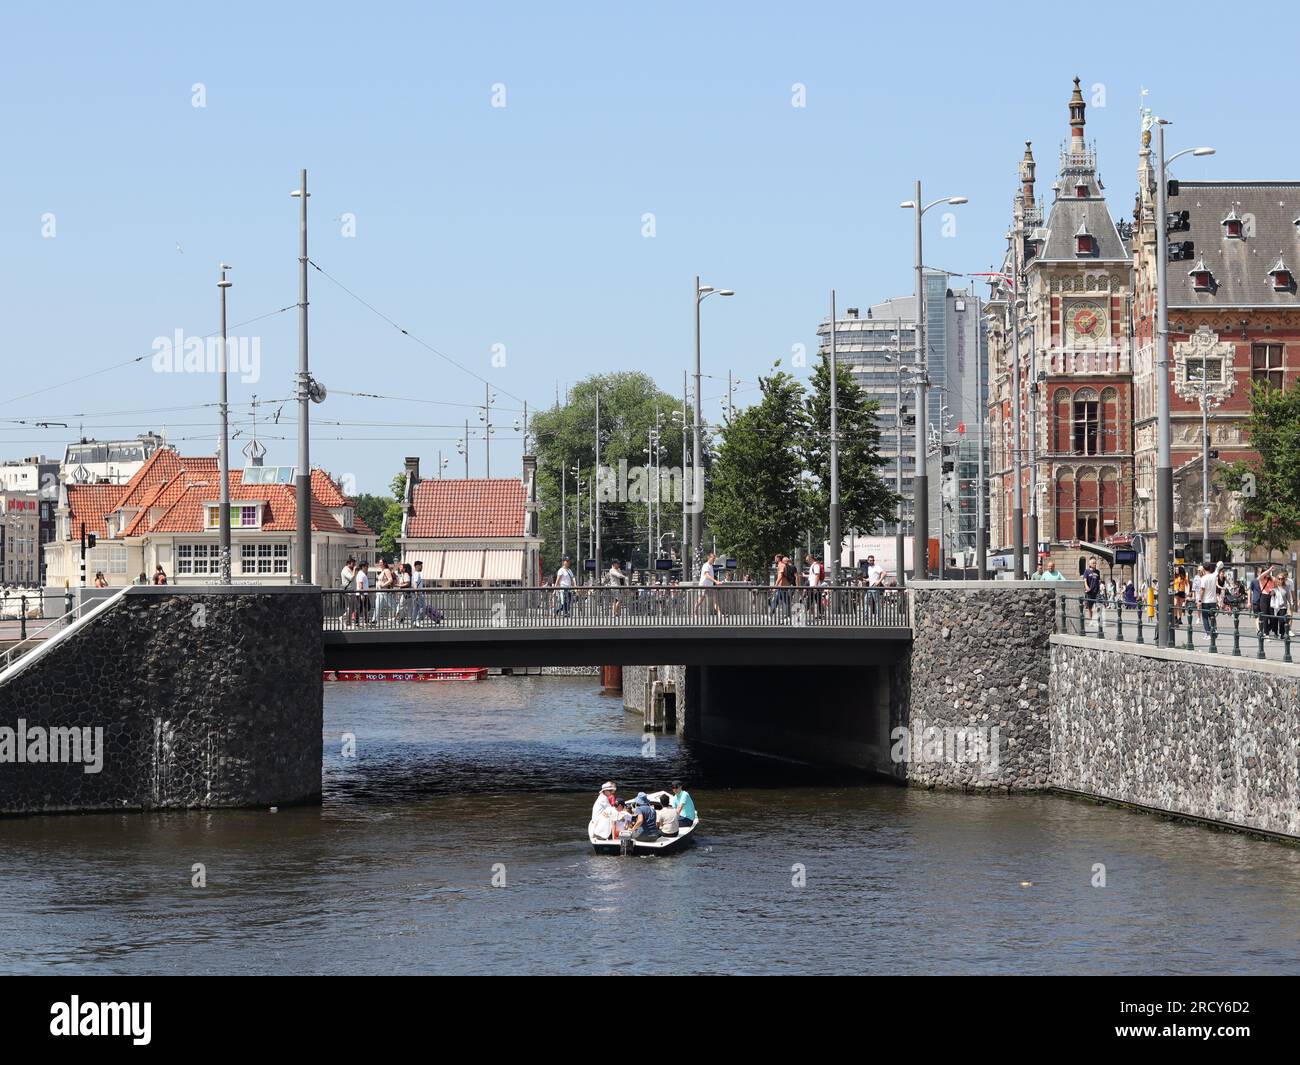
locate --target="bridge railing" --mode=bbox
[1056,593,1294,662]
[322,584,909,632]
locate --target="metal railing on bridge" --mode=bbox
[1056,594,1294,663]
[323,585,909,632]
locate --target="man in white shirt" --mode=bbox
[696,551,721,616]
[339,557,357,624]
[608,560,628,616]
[354,561,371,624]
[804,553,823,617]
[554,557,574,616]
[865,554,885,620]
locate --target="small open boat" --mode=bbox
[588,790,698,855]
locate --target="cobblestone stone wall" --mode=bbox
[0,587,322,815]
[907,582,1061,790]
[1051,637,1300,838]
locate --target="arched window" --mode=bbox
[1075,466,1100,541]
[1072,388,1100,456]
[1100,387,1119,455]
[1053,388,1072,454]
[1055,468,1075,541]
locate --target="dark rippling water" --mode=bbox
[2,675,1299,974]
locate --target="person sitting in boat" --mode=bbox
[612,800,634,835]
[655,795,680,836]
[670,780,696,826]
[630,791,659,840]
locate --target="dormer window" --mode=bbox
[1075,182,1088,198]
[1074,220,1095,256]
[1188,257,1215,292]
[1221,208,1244,239]
[1269,257,1294,292]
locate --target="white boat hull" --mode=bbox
[588,790,698,855]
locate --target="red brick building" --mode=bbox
[987,79,1135,574]
[1133,155,1300,568]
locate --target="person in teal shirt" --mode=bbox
[670,779,696,825]
[1040,561,1066,581]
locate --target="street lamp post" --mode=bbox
[290,170,312,583]
[217,264,232,584]
[1155,124,1215,646]
[886,337,919,588]
[974,293,987,578]
[828,289,841,582]
[693,276,735,571]
[900,184,967,580]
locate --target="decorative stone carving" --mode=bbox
[1173,325,1235,404]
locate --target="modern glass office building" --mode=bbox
[816,276,988,541]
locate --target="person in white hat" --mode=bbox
[591,781,618,823]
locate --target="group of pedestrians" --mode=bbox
[1069,555,1294,640]
[338,556,432,625]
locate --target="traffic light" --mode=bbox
[86,533,97,549]
[1167,179,1180,198]
[1168,241,1196,262]
[1209,449,1220,459]
[904,415,917,427]
[941,461,955,474]
[1166,210,1190,232]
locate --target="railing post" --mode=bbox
[19,596,27,640]
[1116,601,1124,642]
[1186,606,1195,651]
[1059,595,1066,633]
[1231,610,1241,657]
[1257,610,1267,660]
[1077,597,1085,636]
[1285,616,1293,664]
[1208,615,1218,654]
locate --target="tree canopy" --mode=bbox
[1221,380,1300,558]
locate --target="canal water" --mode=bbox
[2,676,1299,975]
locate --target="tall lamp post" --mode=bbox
[217,264,232,584]
[828,289,841,582]
[885,338,921,587]
[900,185,967,579]
[1155,124,1215,647]
[692,277,735,569]
[290,170,312,583]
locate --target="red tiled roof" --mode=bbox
[61,447,369,539]
[407,479,524,538]
[64,484,122,540]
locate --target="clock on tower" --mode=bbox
[1066,299,1108,345]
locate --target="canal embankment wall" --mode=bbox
[0,586,322,815]
[1051,635,1300,839]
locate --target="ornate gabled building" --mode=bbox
[987,78,1135,573]
[1132,124,1300,567]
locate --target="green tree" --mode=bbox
[1221,380,1300,558]
[804,351,899,549]
[353,471,405,560]
[705,369,812,579]
[531,372,688,575]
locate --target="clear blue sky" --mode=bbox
[1,0,1288,493]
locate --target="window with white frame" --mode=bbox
[206,504,262,530]
[240,542,289,575]
[109,545,128,575]
[176,543,219,575]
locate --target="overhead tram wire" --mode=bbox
[0,303,298,409]
[305,259,529,406]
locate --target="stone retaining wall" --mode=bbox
[1051,636,1300,838]
[0,586,322,815]
[906,581,1067,790]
